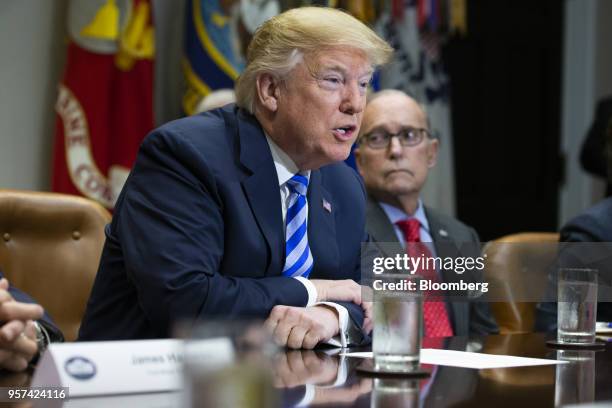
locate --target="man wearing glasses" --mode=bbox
[354,90,498,336]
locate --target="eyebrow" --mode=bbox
[317,64,374,78]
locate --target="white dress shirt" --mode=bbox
[266,135,350,347]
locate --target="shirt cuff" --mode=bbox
[294,277,318,307]
[314,302,349,348]
[296,384,315,407]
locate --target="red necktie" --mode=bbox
[396,219,454,338]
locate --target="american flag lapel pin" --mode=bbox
[322,198,332,213]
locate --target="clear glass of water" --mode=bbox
[557,268,598,344]
[373,274,422,372]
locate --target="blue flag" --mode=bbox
[183,0,244,115]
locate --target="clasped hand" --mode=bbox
[0,278,43,372]
[265,279,372,349]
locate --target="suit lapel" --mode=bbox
[425,206,468,334]
[307,171,339,278]
[237,110,284,275]
[427,210,455,260]
[365,199,405,257]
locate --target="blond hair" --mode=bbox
[235,7,393,113]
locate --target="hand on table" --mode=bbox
[0,278,43,372]
[311,279,362,304]
[310,279,373,334]
[265,305,339,349]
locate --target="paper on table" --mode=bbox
[596,322,612,334]
[341,349,567,369]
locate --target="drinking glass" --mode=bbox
[180,321,278,408]
[372,274,423,372]
[557,268,598,345]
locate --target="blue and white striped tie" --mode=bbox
[282,173,313,278]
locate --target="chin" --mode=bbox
[388,183,418,196]
[322,147,352,165]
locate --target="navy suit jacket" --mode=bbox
[79,105,368,341]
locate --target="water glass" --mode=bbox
[557,268,598,344]
[372,274,423,372]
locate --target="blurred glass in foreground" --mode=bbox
[180,321,278,408]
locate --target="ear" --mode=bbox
[426,139,439,168]
[255,73,280,113]
[353,146,365,177]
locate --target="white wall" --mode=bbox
[559,0,612,226]
[152,0,185,125]
[0,0,68,190]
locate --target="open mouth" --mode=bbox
[332,126,357,140]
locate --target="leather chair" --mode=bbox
[483,232,560,334]
[0,190,111,341]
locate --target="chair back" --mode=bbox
[483,232,559,333]
[0,190,111,341]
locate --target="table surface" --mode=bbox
[275,332,612,408]
[0,332,610,407]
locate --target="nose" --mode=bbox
[339,81,365,115]
[388,136,403,158]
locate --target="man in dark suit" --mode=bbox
[580,96,612,195]
[535,198,612,331]
[0,271,63,371]
[78,7,393,348]
[535,116,612,331]
[354,90,498,336]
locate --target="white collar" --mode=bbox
[265,133,311,186]
[379,200,431,233]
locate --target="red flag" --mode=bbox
[52,0,154,209]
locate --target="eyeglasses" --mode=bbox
[360,127,432,149]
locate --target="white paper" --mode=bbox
[341,349,568,369]
[595,322,612,334]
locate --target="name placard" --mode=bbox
[31,338,234,398]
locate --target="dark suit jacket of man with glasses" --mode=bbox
[354,90,498,336]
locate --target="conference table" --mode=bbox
[0,332,610,407]
[272,332,612,408]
